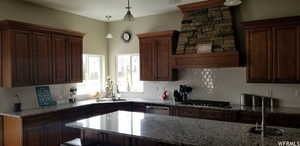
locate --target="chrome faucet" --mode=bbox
[111,83,121,101]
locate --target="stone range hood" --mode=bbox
[171,0,240,69]
[176,0,236,55]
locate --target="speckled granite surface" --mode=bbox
[1,98,300,118]
[66,111,300,146]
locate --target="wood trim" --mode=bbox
[298,26,300,81]
[172,51,239,68]
[2,30,13,88]
[243,16,300,29]
[137,30,179,39]
[0,20,84,37]
[0,116,3,146]
[0,31,2,87]
[177,0,225,14]
[4,116,23,146]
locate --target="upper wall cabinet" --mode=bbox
[0,20,84,88]
[244,16,300,83]
[137,31,179,81]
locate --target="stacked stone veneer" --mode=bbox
[176,6,236,54]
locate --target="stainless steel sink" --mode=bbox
[249,127,284,136]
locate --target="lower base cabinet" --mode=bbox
[3,102,300,146]
[24,122,61,146]
[61,123,81,143]
[82,130,178,146]
[175,107,238,122]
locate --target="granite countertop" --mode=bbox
[1,98,300,118]
[66,110,300,146]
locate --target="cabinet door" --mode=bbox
[61,121,81,143]
[68,37,83,83]
[44,122,61,146]
[12,30,34,86]
[273,25,298,82]
[246,28,272,82]
[155,37,171,81]
[24,126,44,146]
[140,38,155,81]
[32,32,52,85]
[0,31,2,86]
[52,34,68,83]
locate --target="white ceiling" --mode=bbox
[24,0,206,21]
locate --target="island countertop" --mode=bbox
[66,110,300,146]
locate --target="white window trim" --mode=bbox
[116,53,144,93]
[77,54,105,99]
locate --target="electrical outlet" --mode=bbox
[295,89,299,97]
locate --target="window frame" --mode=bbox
[77,54,105,98]
[116,53,144,93]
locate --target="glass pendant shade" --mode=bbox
[124,10,134,22]
[124,0,134,22]
[224,0,242,6]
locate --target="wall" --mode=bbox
[108,0,300,108]
[108,11,183,79]
[0,0,108,112]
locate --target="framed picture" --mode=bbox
[36,86,56,107]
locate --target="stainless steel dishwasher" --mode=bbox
[145,105,170,115]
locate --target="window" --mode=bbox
[116,54,143,92]
[77,54,104,95]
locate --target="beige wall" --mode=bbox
[108,11,183,79]
[0,0,108,112]
[0,0,108,56]
[108,0,300,107]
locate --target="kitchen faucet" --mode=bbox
[112,84,121,101]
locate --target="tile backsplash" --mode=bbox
[1,67,300,112]
[0,84,76,112]
[122,67,300,108]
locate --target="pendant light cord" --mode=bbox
[127,0,131,10]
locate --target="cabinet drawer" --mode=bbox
[176,107,200,118]
[23,112,60,128]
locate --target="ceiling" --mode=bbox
[24,0,206,21]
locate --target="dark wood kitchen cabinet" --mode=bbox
[0,31,2,87]
[0,20,84,87]
[68,37,83,83]
[33,32,53,85]
[175,106,237,122]
[244,16,300,83]
[273,25,298,82]
[52,34,68,83]
[24,122,61,146]
[137,31,179,81]
[245,28,272,82]
[9,30,34,87]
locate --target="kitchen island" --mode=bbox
[67,110,300,146]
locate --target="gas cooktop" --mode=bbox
[181,100,231,108]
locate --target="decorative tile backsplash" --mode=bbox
[122,67,300,108]
[177,6,236,54]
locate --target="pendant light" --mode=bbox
[105,16,113,39]
[224,0,242,7]
[124,0,134,21]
